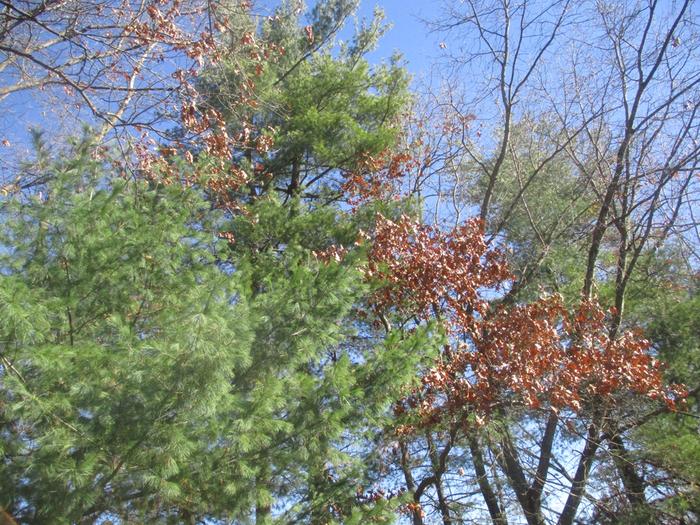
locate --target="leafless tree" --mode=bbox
[0,0,257,188]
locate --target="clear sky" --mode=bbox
[352,0,441,77]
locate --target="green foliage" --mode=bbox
[199,0,410,199]
[458,118,596,303]
[221,194,439,522]
[0,3,421,520]
[0,143,172,519]
[634,287,700,521]
[0,129,432,523]
[0,137,250,522]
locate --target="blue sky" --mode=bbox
[352,0,440,75]
[251,0,444,82]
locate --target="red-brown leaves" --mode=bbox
[135,6,287,215]
[395,294,684,432]
[127,0,224,65]
[561,300,685,407]
[304,25,314,45]
[366,214,509,327]
[359,214,684,432]
[468,296,568,411]
[314,207,684,431]
[341,150,419,206]
[313,245,350,264]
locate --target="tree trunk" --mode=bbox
[468,433,508,525]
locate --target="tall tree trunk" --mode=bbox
[468,433,508,525]
[496,429,546,525]
[609,432,648,508]
[558,421,601,525]
[399,439,425,525]
[427,433,452,525]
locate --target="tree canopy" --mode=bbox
[1,1,698,524]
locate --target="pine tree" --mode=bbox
[0,136,264,522]
[0,105,428,525]
[192,0,410,204]
[0,1,422,521]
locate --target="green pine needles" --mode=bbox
[0,132,433,523]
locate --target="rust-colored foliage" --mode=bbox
[313,245,350,264]
[366,214,510,326]
[341,150,419,206]
[127,0,221,64]
[397,296,683,431]
[358,215,685,431]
